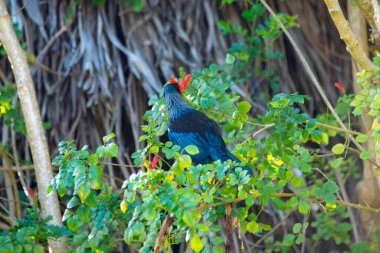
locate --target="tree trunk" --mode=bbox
[348,0,380,244]
[0,1,67,252]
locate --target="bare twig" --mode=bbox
[225,203,233,253]
[196,192,380,214]
[253,214,290,249]
[334,169,361,242]
[154,215,176,253]
[316,122,363,136]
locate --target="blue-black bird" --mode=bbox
[163,75,252,175]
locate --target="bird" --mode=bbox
[163,75,252,175]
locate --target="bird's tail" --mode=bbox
[226,151,253,175]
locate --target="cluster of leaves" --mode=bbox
[126,71,344,252]
[350,57,380,154]
[351,57,380,118]
[122,161,252,253]
[48,134,127,252]
[0,208,71,253]
[218,2,299,91]
[311,206,352,245]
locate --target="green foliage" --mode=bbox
[0,209,71,253]
[311,206,352,245]
[217,2,299,92]
[351,57,380,117]
[49,134,128,252]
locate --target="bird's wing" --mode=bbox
[168,130,212,164]
[168,110,229,163]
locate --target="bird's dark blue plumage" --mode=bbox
[164,83,252,174]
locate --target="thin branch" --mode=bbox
[334,169,361,242]
[242,123,275,144]
[316,122,363,136]
[196,192,380,214]
[252,214,290,249]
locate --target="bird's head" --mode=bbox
[162,74,192,98]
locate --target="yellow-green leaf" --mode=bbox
[332,143,345,155]
[247,221,259,234]
[356,134,369,143]
[360,151,372,160]
[184,145,199,155]
[330,158,343,169]
[120,200,127,213]
[190,235,204,253]
[179,155,192,168]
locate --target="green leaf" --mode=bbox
[356,134,369,143]
[332,143,345,155]
[77,205,91,223]
[190,234,204,253]
[359,151,372,160]
[323,180,339,193]
[89,165,102,190]
[87,154,99,165]
[298,200,310,214]
[211,236,224,244]
[283,234,295,247]
[62,209,73,221]
[104,143,118,158]
[237,101,251,113]
[84,191,98,207]
[288,197,298,208]
[226,53,235,64]
[57,184,67,197]
[96,146,105,157]
[291,177,303,188]
[295,234,305,245]
[78,184,91,203]
[102,133,115,143]
[150,145,159,154]
[47,184,53,194]
[33,245,44,253]
[306,119,317,130]
[330,158,343,169]
[324,193,336,204]
[247,221,259,234]
[293,223,302,234]
[179,155,192,168]
[67,196,80,209]
[300,131,309,143]
[67,215,79,232]
[185,145,199,155]
[311,130,323,143]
